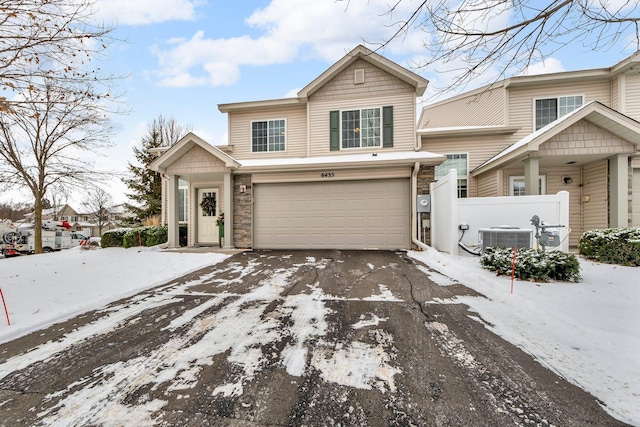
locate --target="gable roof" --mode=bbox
[472,101,640,175]
[297,45,429,100]
[148,132,240,173]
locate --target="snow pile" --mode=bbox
[409,248,640,426]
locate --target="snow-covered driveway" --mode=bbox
[0,251,625,426]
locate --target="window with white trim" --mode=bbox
[435,153,468,198]
[252,119,286,152]
[535,95,583,130]
[509,175,547,196]
[341,107,381,148]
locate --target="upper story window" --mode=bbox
[435,153,468,198]
[341,108,381,148]
[252,119,286,152]
[330,106,393,151]
[535,95,583,130]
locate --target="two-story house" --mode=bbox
[150,45,444,250]
[419,53,640,247]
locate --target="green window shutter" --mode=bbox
[330,110,340,151]
[383,106,393,148]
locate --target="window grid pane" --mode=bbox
[341,110,360,148]
[535,98,558,130]
[435,154,468,178]
[252,121,268,152]
[360,108,381,147]
[559,96,582,116]
[268,119,285,151]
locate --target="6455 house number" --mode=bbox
[320,172,335,178]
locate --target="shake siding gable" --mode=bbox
[227,104,307,160]
[166,145,228,175]
[538,119,636,157]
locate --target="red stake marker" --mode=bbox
[0,288,10,326]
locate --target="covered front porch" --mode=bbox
[149,133,240,249]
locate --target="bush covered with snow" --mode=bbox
[123,226,168,248]
[579,228,640,266]
[480,247,580,282]
[100,228,130,248]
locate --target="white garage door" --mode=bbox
[254,179,410,250]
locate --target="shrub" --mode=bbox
[480,247,580,282]
[100,228,130,248]
[122,226,168,248]
[579,228,640,266]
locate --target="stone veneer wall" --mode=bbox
[233,174,252,248]
[417,165,435,247]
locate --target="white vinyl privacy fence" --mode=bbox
[430,170,570,255]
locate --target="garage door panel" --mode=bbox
[254,179,410,249]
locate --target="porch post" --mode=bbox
[610,154,629,228]
[167,174,180,248]
[223,171,234,249]
[523,157,540,195]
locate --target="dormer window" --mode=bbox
[252,119,286,152]
[535,95,583,130]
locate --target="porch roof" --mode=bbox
[149,132,240,173]
[472,101,640,176]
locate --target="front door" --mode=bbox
[197,188,219,244]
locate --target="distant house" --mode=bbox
[22,203,132,237]
[418,52,640,247]
[150,45,444,249]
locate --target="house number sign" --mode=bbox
[320,172,335,178]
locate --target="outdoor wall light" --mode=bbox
[562,176,573,184]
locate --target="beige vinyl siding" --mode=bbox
[545,166,582,247]
[611,75,619,112]
[582,160,609,233]
[506,80,611,140]
[420,88,505,128]
[309,93,417,155]
[227,104,307,160]
[623,73,640,121]
[421,134,514,197]
[476,171,499,197]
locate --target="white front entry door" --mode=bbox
[197,188,219,244]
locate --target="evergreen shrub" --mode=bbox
[480,247,580,282]
[122,226,168,248]
[100,228,130,248]
[579,228,640,266]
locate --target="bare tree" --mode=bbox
[123,115,191,222]
[81,187,114,236]
[0,0,118,253]
[355,0,640,93]
[0,77,113,253]
[0,0,115,112]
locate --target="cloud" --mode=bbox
[522,58,566,76]
[151,0,429,88]
[96,0,201,25]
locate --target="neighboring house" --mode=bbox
[21,204,132,237]
[150,45,445,249]
[23,204,79,223]
[418,53,640,247]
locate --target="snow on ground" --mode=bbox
[409,248,640,426]
[0,246,230,344]
[0,246,637,425]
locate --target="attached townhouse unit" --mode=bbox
[419,53,640,248]
[150,45,444,250]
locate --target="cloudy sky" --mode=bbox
[3,0,638,206]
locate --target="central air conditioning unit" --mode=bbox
[478,227,532,253]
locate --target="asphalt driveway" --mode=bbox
[0,250,626,426]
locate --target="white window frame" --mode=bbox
[340,106,382,149]
[509,175,547,196]
[435,153,469,198]
[533,95,584,131]
[178,179,189,223]
[251,118,287,153]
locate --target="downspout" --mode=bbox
[411,162,429,251]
